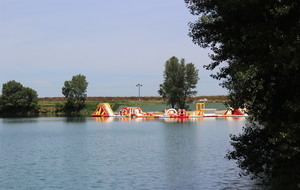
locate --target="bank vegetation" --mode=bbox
[38,95,228,116]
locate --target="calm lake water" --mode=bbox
[0,117,259,190]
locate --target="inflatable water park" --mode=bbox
[91,102,248,118]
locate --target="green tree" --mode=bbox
[0,80,39,115]
[186,0,300,189]
[62,74,88,114]
[158,56,199,109]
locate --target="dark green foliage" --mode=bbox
[158,56,199,109]
[228,122,300,189]
[186,0,300,189]
[0,80,39,116]
[61,74,88,114]
[54,103,64,114]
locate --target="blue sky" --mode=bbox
[0,0,227,97]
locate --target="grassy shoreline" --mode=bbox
[38,95,228,116]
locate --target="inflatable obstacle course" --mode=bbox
[91,103,115,117]
[195,103,205,116]
[91,103,248,118]
[119,107,153,117]
[223,107,246,116]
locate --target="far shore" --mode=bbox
[38,95,228,116]
[39,95,228,103]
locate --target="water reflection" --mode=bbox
[162,121,200,189]
[160,117,254,189]
[0,116,257,189]
[65,117,86,123]
[163,118,190,123]
[1,117,39,124]
[92,116,246,123]
[93,117,115,123]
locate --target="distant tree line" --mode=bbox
[0,80,39,116]
[58,74,88,115]
[158,56,199,109]
[0,74,88,116]
[0,56,200,116]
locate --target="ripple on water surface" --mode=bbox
[0,117,259,190]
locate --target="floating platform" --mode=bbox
[91,103,248,118]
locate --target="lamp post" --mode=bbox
[136,84,142,101]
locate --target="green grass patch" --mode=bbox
[38,96,228,116]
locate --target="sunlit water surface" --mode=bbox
[0,117,259,190]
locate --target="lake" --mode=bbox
[0,117,259,190]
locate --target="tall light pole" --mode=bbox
[136,84,142,101]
